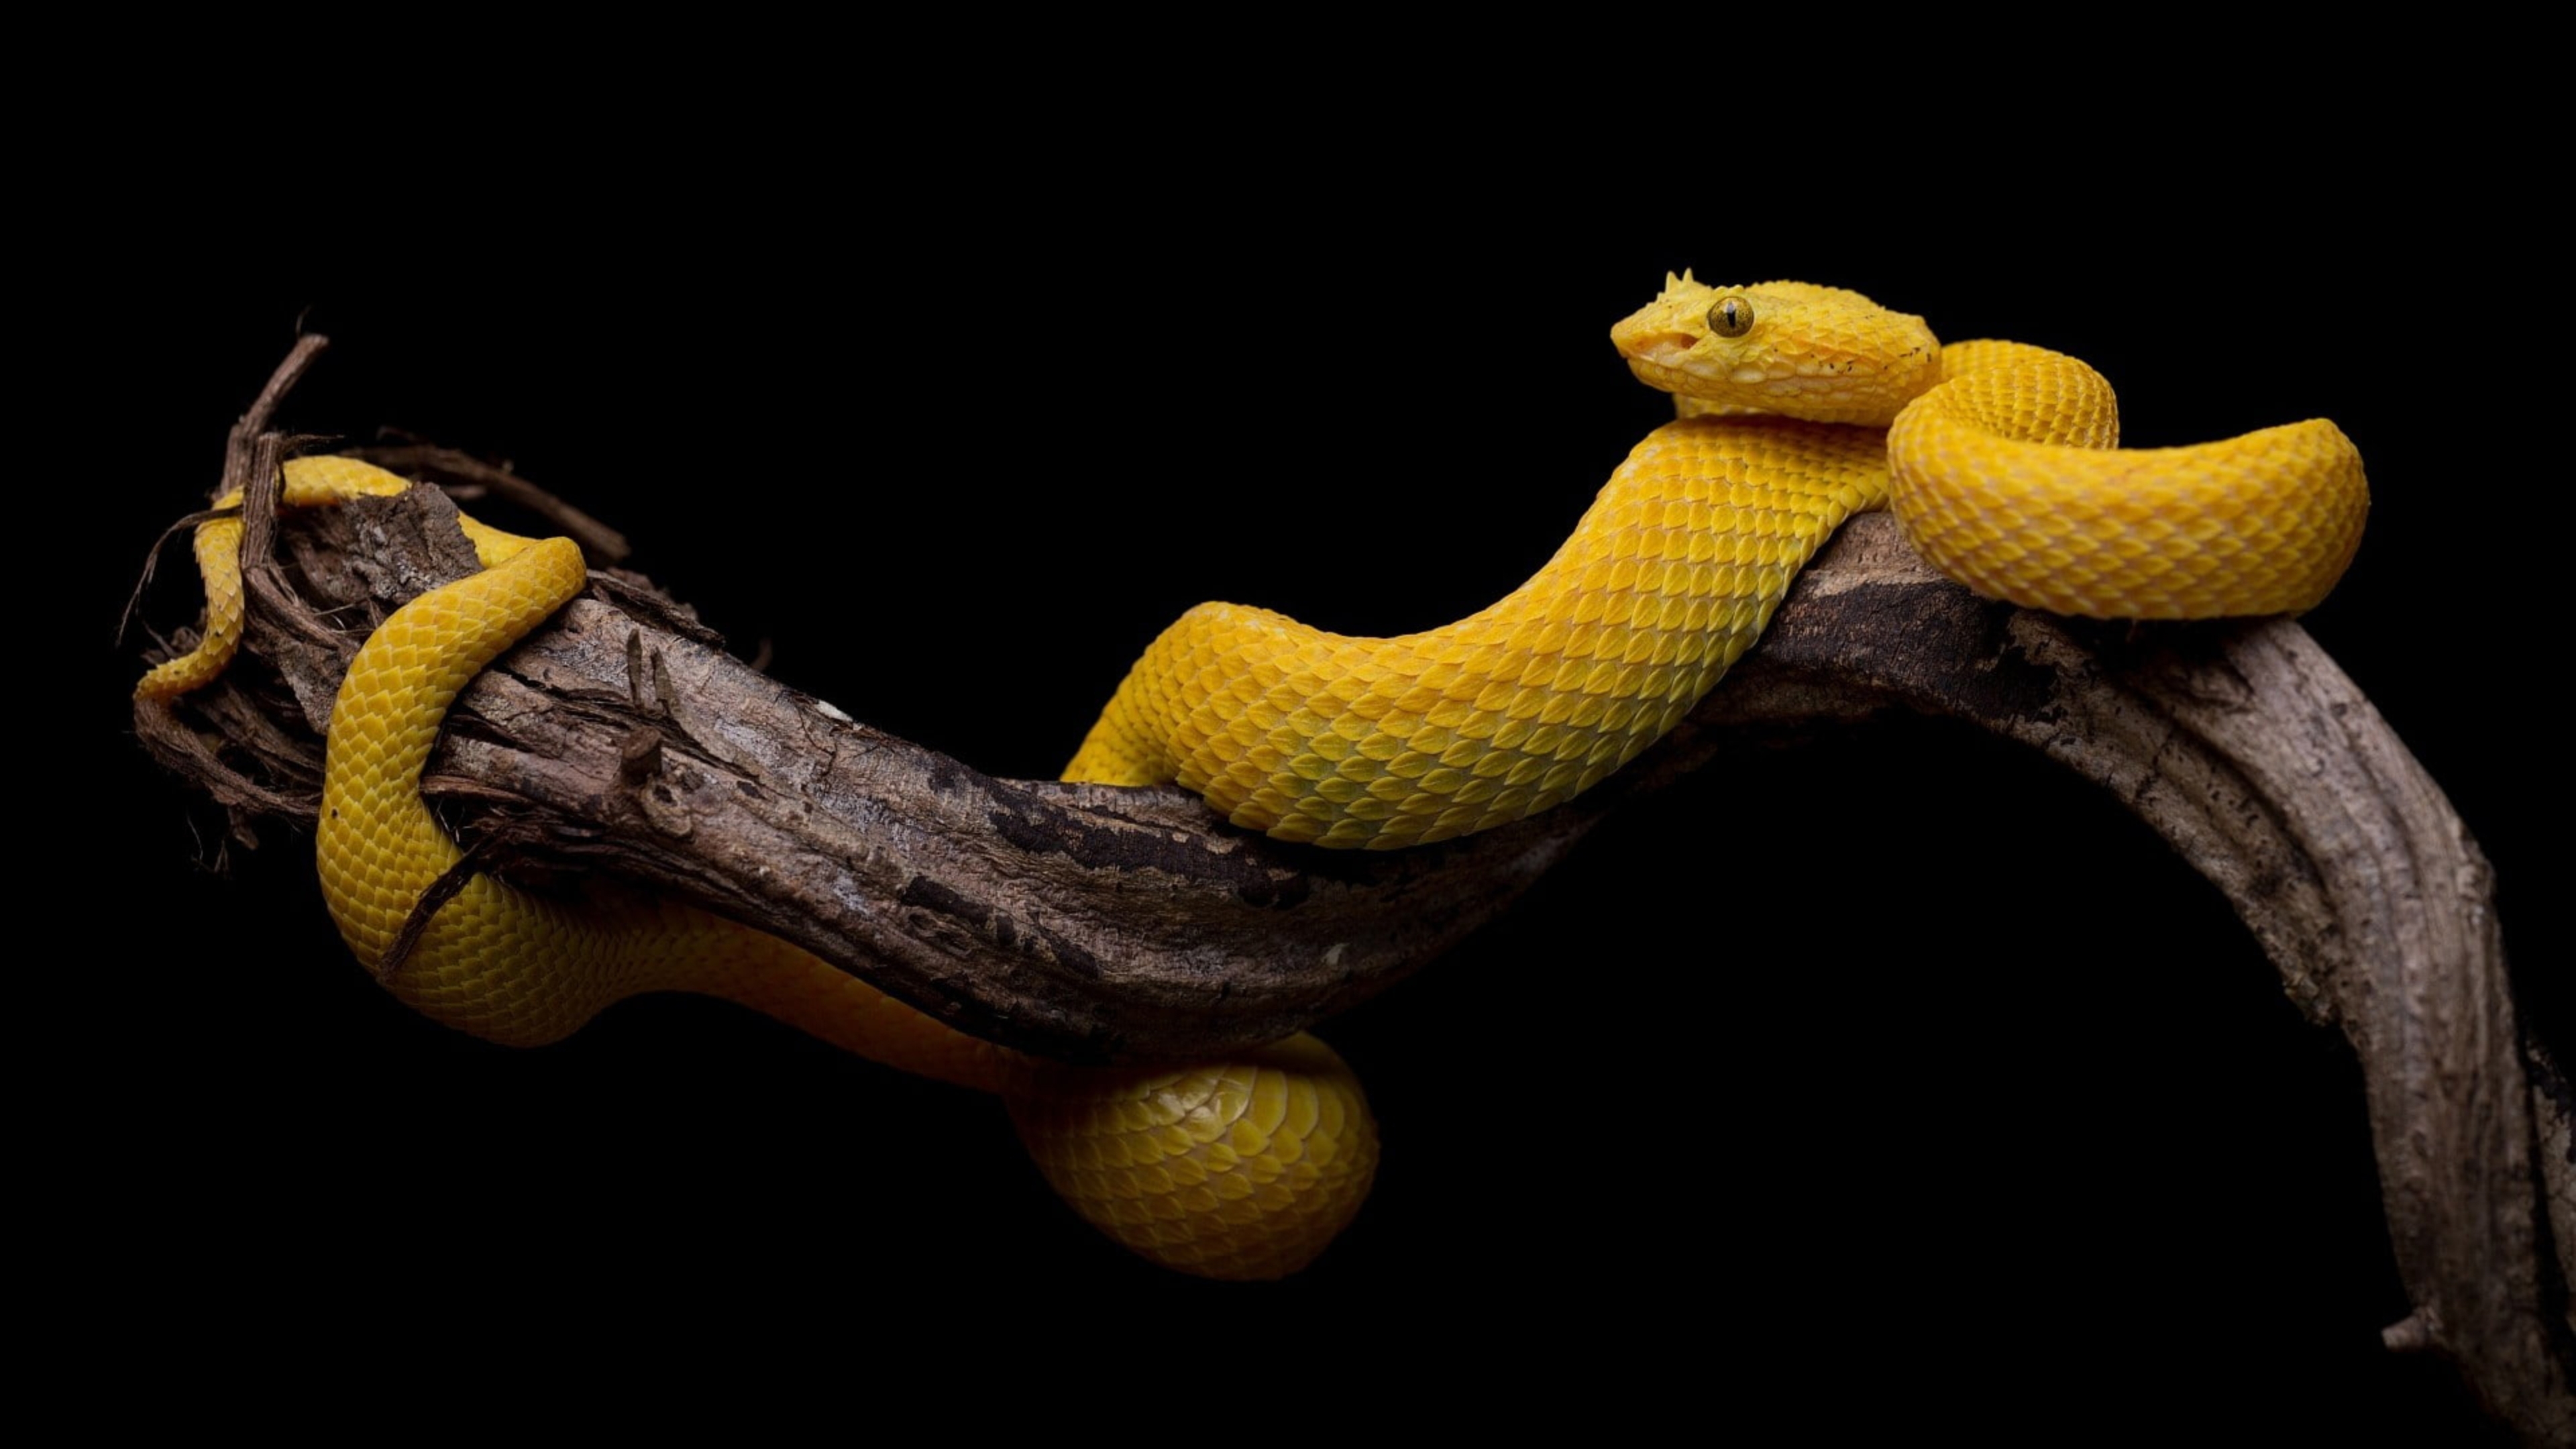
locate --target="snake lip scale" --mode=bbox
[134,276,2365,1279]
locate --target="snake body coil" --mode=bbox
[137,279,2366,1277]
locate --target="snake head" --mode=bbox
[1611,274,1943,427]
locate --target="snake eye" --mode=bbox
[1707,294,1754,338]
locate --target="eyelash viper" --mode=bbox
[133,276,2367,1277]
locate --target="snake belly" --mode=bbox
[138,277,2365,1279]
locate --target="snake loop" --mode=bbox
[137,279,2365,1276]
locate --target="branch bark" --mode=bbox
[129,383,2573,1439]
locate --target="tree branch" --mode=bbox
[127,378,2572,1439]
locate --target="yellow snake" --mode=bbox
[136,277,2367,1277]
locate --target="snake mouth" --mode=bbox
[1618,329,1700,370]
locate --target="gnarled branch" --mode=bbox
[128,354,2571,1441]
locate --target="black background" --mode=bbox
[74,112,2550,1436]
